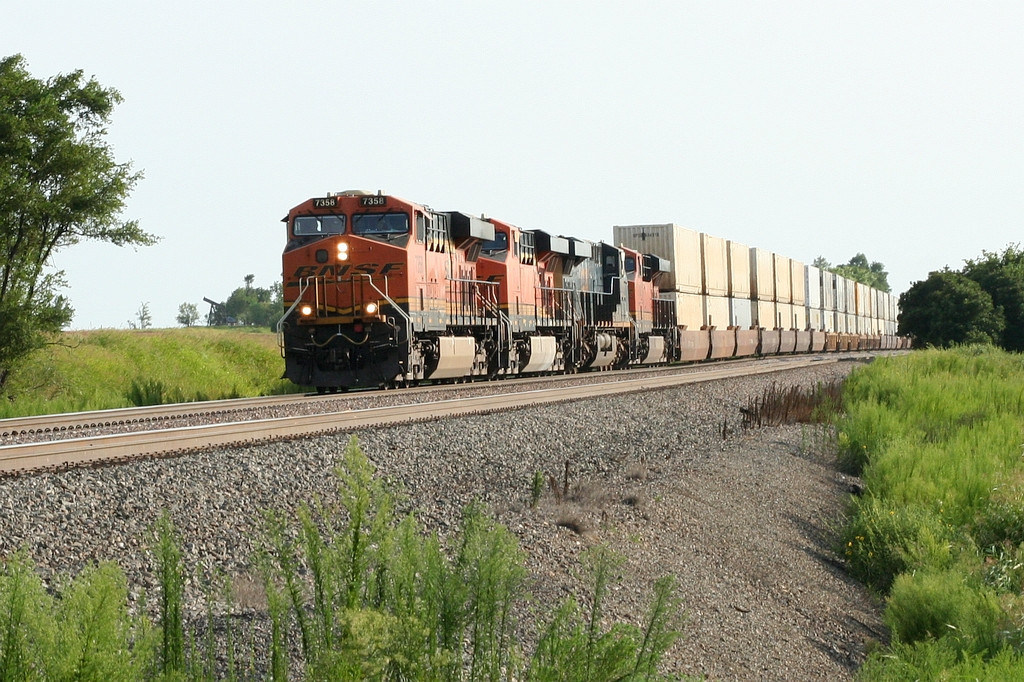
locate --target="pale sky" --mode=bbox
[5,1,1022,329]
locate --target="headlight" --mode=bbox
[300,304,313,317]
[337,242,349,260]
[364,301,378,315]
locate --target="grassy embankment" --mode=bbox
[0,327,301,419]
[838,347,1024,679]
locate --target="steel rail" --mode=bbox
[0,353,820,438]
[0,355,838,476]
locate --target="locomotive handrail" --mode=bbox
[276,279,312,356]
[473,286,511,366]
[276,278,312,334]
[361,274,411,349]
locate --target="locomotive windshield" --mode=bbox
[481,231,509,254]
[352,212,409,236]
[294,214,345,236]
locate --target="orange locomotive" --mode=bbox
[278,191,676,391]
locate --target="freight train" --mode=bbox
[278,191,904,392]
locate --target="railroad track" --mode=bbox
[0,354,865,476]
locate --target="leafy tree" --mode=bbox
[811,256,831,270]
[209,277,282,328]
[962,245,1024,352]
[0,54,157,392]
[813,254,890,291]
[898,270,1004,347]
[176,302,200,327]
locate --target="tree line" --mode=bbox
[176,274,283,329]
[898,245,1024,352]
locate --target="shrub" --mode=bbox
[885,569,1004,656]
[840,496,959,592]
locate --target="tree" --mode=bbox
[962,245,1024,352]
[0,54,157,391]
[209,277,282,328]
[128,302,151,330]
[176,302,200,327]
[833,253,890,292]
[898,270,1004,347]
[813,253,890,292]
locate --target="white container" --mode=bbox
[807,307,822,332]
[821,270,836,312]
[730,296,754,328]
[805,265,822,309]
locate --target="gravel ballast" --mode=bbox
[0,360,884,680]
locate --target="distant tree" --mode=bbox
[132,302,152,330]
[0,55,156,392]
[214,276,282,328]
[176,302,200,327]
[898,270,1003,347]
[962,245,1024,352]
[832,253,890,292]
[814,253,890,291]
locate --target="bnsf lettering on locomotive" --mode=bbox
[291,262,403,278]
[359,196,387,207]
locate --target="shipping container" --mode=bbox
[700,233,729,296]
[729,297,754,328]
[727,240,751,297]
[822,308,836,333]
[804,266,822,309]
[775,302,794,330]
[844,277,856,314]
[704,295,730,329]
[821,270,836,311]
[753,299,776,329]
[663,291,704,329]
[613,224,701,293]
[749,248,775,302]
[855,282,872,318]
[790,259,806,306]
[807,307,822,332]
[774,254,793,304]
[792,304,807,331]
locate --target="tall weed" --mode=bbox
[839,347,1024,678]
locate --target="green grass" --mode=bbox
[0,438,688,680]
[835,346,1024,679]
[0,327,302,418]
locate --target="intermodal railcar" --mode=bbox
[278,190,904,392]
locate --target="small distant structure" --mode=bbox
[203,297,236,326]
